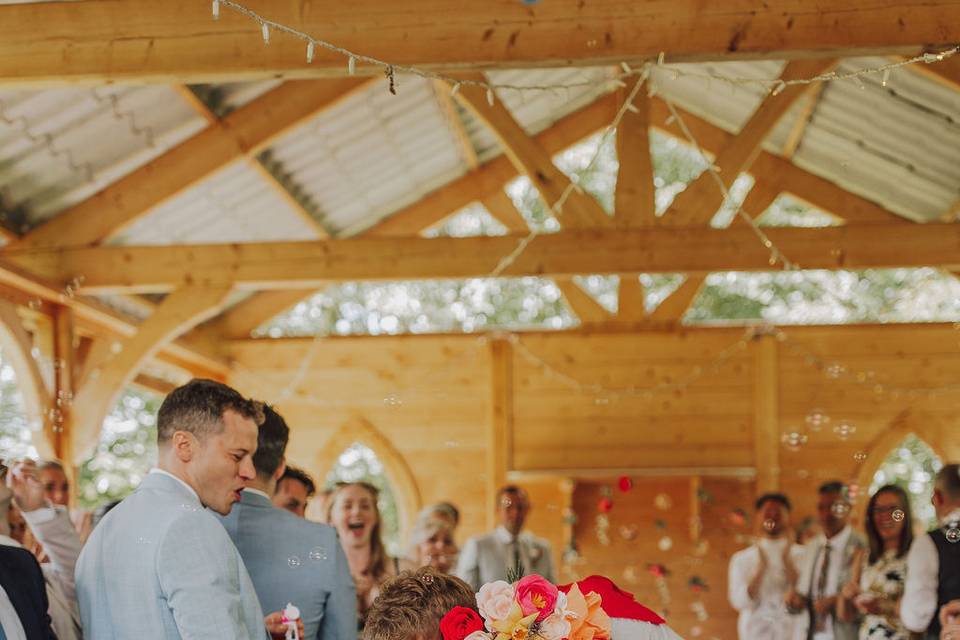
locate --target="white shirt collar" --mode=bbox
[941,508,960,524]
[149,468,200,502]
[824,524,853,549]
[243,487,271,500]
[495,526,523,543]
[0,535,20,548]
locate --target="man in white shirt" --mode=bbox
[787,481,866,640]
[901,463,960,639]
[728,492,806,639]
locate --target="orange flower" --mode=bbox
[565,584,611,640]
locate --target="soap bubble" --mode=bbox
[891,509,905,523]
[288,556,302,568]
[657,536,673,551]
[309,546,327,561]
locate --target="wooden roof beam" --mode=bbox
[3,1,960,85]
[14,78,368,249]
[14,222,960,293]
[664,58,839,226]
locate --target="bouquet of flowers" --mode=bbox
[440,575,611,640]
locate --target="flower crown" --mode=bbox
[440,575,611,640]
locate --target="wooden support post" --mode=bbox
[753,334,780,492]
[615,89,656,227]
[52,306,76,476]
[488,338,513,529]
[617,277,647,321]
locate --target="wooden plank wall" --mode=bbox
[228,323,960,639]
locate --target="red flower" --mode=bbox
[597,497,613,513]
[440,607,485,640]
[617,476,633,492]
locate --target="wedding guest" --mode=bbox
[455,485,555,591]
[728,493,806,639]
[938,600,960,640]
[363,567,476,640]
[6,460,83,640]
[902,463,960,638]
[0,544,56,639]
[274,465,317,519]
[796,516,823,546]
[75,379,274,639]
[329,481,398,631]
[219,405,356,640]
[787,481,867,640]
[402,515,458,574]
[38,460,93,543]
[837,485,913,639]
[422,502,460,530]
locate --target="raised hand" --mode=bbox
[265,610,304,640]
[7,460,46,512]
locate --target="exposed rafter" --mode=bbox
[2,1,959,85]
[12,223,960,294]
[14,78,368,249]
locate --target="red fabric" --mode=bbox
[559,576,665,625]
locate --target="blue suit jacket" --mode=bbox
[0,545,56,639]
[76,471,267,639]
[218,490,357,640]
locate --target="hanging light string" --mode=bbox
[659,93,796,269]
[491,68,648,277]
[212,0,958,95]
[776,327,960,398]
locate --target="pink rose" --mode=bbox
[515,575,559,622]
[538,613,572,640]
[477,581,515,629]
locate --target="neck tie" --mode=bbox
[513,538,523,574]
[814,543,832,631]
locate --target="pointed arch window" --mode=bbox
[870,434,943,528]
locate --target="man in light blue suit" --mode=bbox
[219,405,357,640]
[75,379,271,639]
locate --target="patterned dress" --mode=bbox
[858,549,910,640]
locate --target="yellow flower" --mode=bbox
[492,602,539,640]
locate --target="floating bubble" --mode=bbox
[825,363,846,379]
[383,395,402,406]
[762,519,776,532]
[689,626,702,638]
[833,422,856,440]
[422,573,434,584]
[805,409,830,432]
[654,493,673,510]
[781,431,808,451]
[136,536,152,544]
[288,556,302,568]
[657,536,673,551]
[853,451,867,462]
[594,397,610,406]
[830,501,851,518]
[891,509,905,523]
[694,539,710,557]
[110,342,123,354]
[308,546,327,561]
[443,440,460,448]
[946,524,960,544]
[619,525,639,541]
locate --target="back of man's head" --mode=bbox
[251,405,289,479]
[364,568,476,640]
[935,463,960,508]
[157,378,262,445]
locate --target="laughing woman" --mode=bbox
[328,482,397,631]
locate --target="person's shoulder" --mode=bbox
[729,545,756,563]
[285,513,338,541]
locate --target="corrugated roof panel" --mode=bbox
[113,161,323,245]
[0,85,206,228]
[262,76,468,237]
[464,67,616,162]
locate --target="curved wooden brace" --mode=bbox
[70,283,232,464]
[0,300,54,459]
[314,414,422,544]
[853,409,950,492]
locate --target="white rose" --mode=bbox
[538,613,572,640]
[477,581,516,630]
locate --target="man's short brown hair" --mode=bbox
[364,568,476,640]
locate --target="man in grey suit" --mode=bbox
[218,405,357,640]
[75,379,272,639]
[455,485,555,590]
[787,481,867,640]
